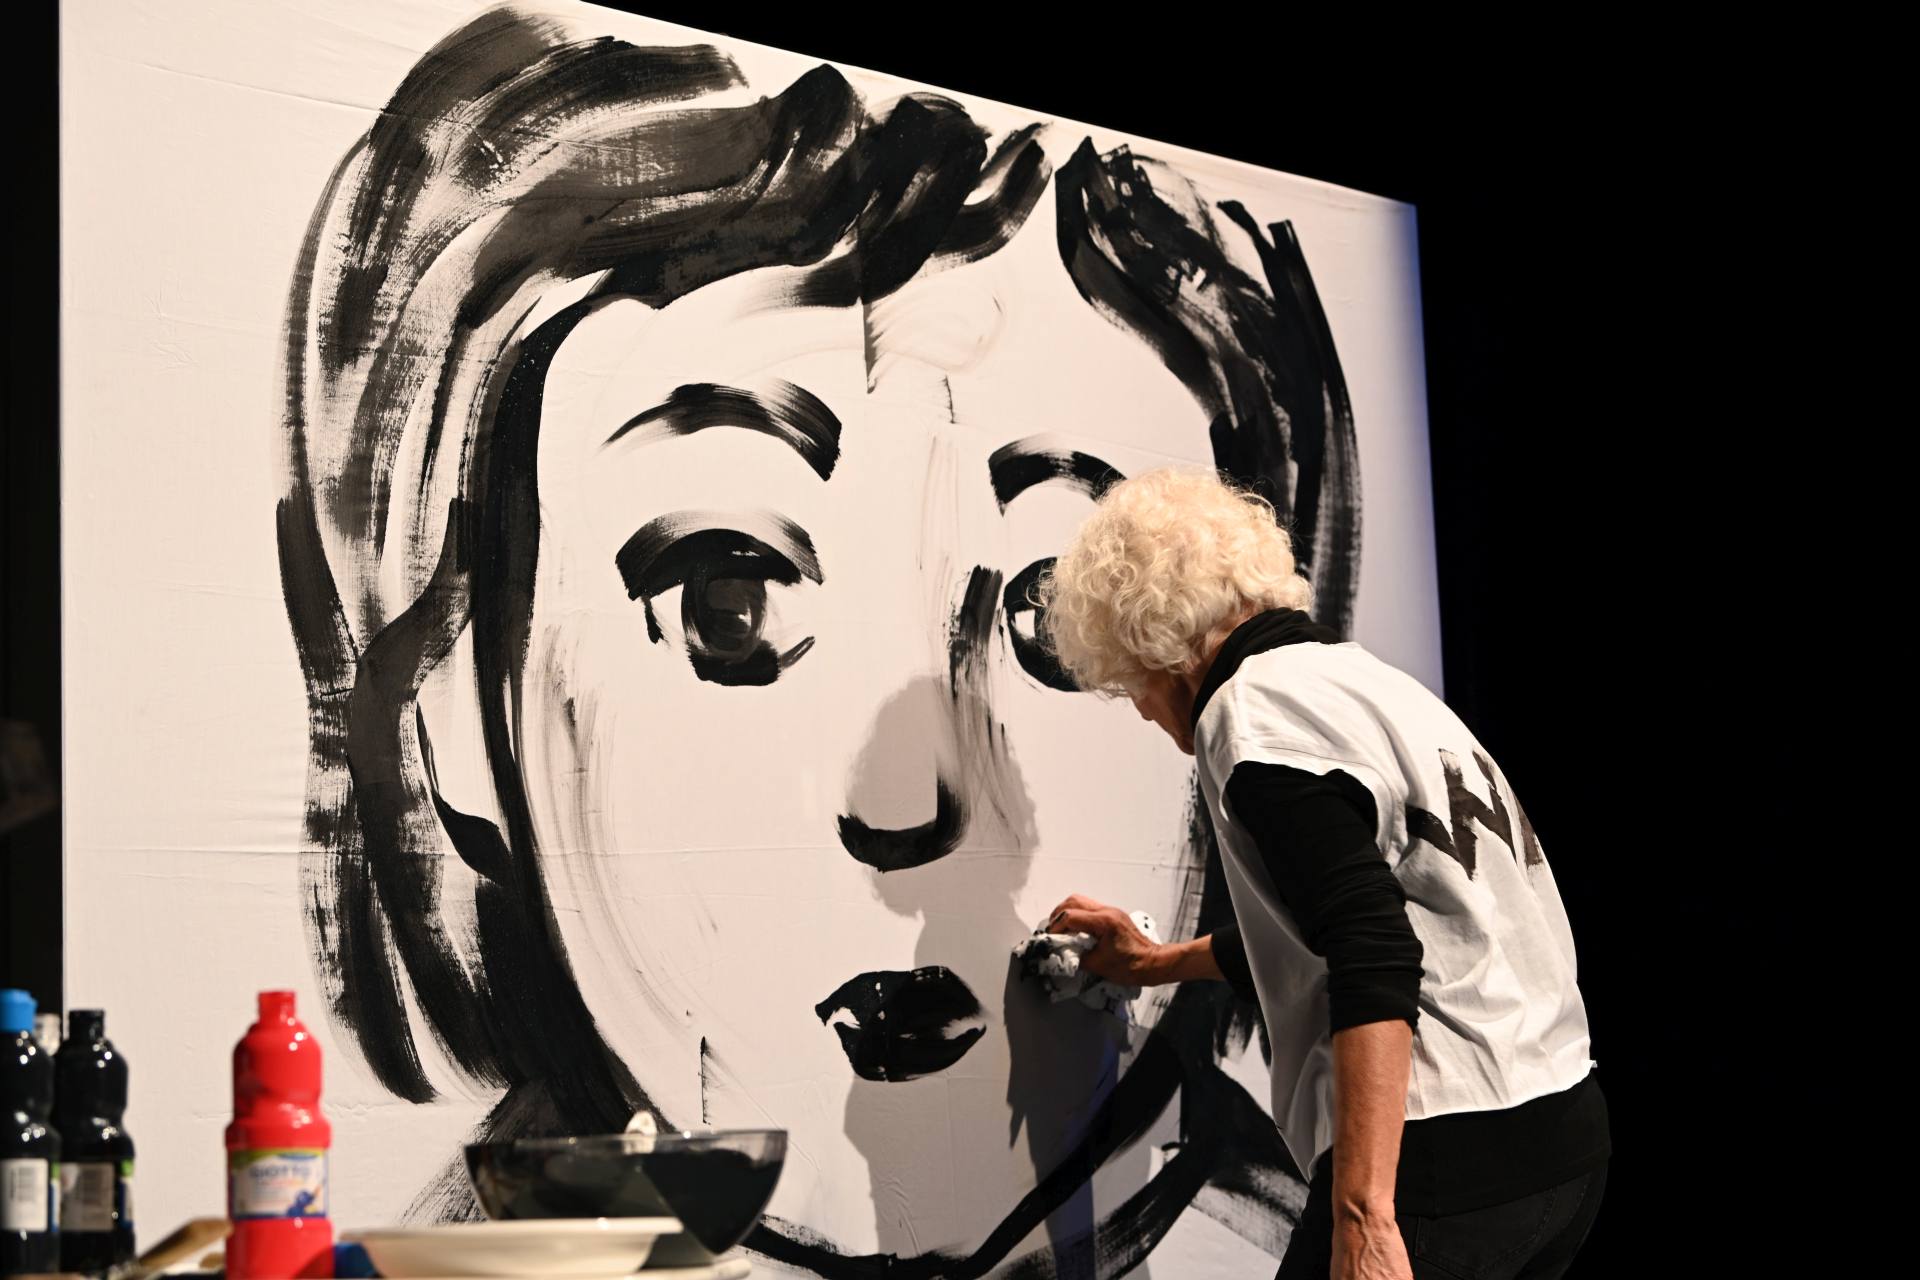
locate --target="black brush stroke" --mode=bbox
[988,440,1125,511]
[1055,142,1362,635]
[1003,559,1078,693]
[835,779,965,872]
[605,381,842,480]
[947,565,1002,696]
[615,518,820,687]
[1408,748,1546,877]
[415,706,513,887]
[934,123,1051,269]
[615,518,821,600]
[700,1036,713,1127]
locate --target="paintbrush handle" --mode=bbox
[104,1216,231,1280]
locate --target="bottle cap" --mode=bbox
[0,988,36,1034]
[68,1008,106,1041]
[258,990,297,1022]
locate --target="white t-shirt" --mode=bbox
[1194,639,1595,1178]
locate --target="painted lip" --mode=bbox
[814,967,986,1083]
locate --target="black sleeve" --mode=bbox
[1209,921,1258,1003]
[1223,762,1423,1033]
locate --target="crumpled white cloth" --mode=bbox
[1011,909,1162,1022]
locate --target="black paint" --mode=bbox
[616,517,822,601]
[815,968,986,1082]
[417,707,513,887]
[1407,748,1544,877]
[699,1037,713,1127]
[1055,143,1361,634]
[616,516,822,685]
[1003,559,1078,692]
[606,382,843,481]
[988,440,1123,511]
[276,8,1356,1274]
[835,778,966,872]
[465,1131,785,1263]
[755,951,1302,1279]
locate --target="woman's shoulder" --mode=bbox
[1206,642,1377,745]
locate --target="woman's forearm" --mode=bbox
[1144,934,1226,983]
[1330,1018,1413,1221]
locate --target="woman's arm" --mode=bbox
[1046,897,1225,985]
[1145,933,1227,983]
[1054,765,1422,1018]
[1331,1018,1416,1280]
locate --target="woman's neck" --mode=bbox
[1186,606,1262,698]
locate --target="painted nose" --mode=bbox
[837,776,966,872]
[837,566,1008,872]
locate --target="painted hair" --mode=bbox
[276,4,1358,1271]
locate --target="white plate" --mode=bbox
[347,1217,681,1278]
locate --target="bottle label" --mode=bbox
[120,1159,135,1230]
[229,1149,328,1220]
[1,1158,54,1232]
[59,1159,118,1232]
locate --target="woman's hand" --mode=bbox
[1046,894,1169,986]
[1333,1214,1414,1280]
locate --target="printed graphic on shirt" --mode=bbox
[1406,748,1542,877]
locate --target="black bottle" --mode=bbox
[54,1010,135,1272]
[1,989,59,1277]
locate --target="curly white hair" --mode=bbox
[1037,468,1315,694]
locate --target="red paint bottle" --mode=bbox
[225,992,331,1279]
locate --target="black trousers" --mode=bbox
[1274,1155,1608,1280]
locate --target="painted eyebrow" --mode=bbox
[987,439,1125,510]
[603,381,842,480]
[614,510,823,601]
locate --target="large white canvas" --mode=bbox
[60,2,1438,1274]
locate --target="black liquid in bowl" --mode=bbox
[465,1130,785,1265]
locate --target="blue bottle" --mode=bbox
[55,1010,135,1271]
[1,990,59,1276]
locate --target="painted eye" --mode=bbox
[1002,558,1079,693]
[619,524,821,687]
[689,576,767,662]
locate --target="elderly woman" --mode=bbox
[1041,469,1609,1280]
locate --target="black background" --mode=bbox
[6,4,1735,1271]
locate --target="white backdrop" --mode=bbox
[61,2,1439,1275]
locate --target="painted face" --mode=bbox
[517,184,1212,1258]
